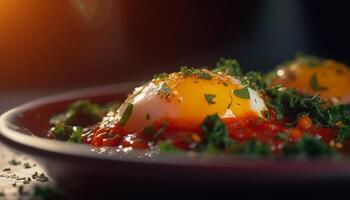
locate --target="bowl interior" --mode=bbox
[3,82,350,182]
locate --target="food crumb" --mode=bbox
[2,168,11,172]
[8,159,21,166]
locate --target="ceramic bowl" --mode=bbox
[1,83,350,197]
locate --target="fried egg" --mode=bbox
[112,69,267,133]
[269,56,350,104]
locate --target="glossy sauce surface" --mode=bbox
[85,110,336,154]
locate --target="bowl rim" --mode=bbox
[2,82,350,174]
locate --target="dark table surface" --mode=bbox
[0,89,67,199]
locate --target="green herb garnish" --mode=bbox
[200,114,234,151]
[265,85,324,121]
[50,124,83,143]
[310,73,328,91]
[118,103,134,126]
[158,140,179,152]
[8,160,21,166]
[282,133,334,156]
[50,124,71,140]
[23,163,31,169]
[180,66,199,76]
[237,140,271,156]
[198,71,212,80]
[153,72,168,79]
[295,53,324,67]
[276,132,288,141]
[204,94,216,104]
[241,71,267,90]
[325,104,350,143]
[213,58,242,77]
[233,87,250,99]
[143,127,154,136]
[50,100,103,127]
[36,173,49,182]
[67,126,83,143]
[159,83,171,94]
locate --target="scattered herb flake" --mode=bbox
[154,122,167,139]
[118,103,134,127]
[153,72,168,79]
[198,72,212,80]
[143,127,154,136]
[204,94,216,104]
[276,132,288,141]
[2,168,11,172]
[310,73,328,91]
[295,53,324,67]
[233,87,250,99]
[32,172,39,179]
[23,163,31,169]
[213,58,242,77]
[36,173,49,182]
[158,140,179,152]
[180,66,197,76]
[200,114,234,151]
[67,126,83,143]
[8,159,21,166]
[159,83,171,94]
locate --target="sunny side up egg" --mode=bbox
[269,56,350,104]
[107,69,267,133]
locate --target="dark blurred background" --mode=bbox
[0,0,349,91]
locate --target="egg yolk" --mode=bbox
[111,70,266,133]
[270,59,350,104]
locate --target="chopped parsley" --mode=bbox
[8,159,21,166]
[324,104,350,143]
[118,103,134,126]
[50,100,103,127]
[275,132,288,141]
[295,53,325,67]
[237,140,271,156]
[265,85,325,122]
[50,124,83,143]
[2,168,11,172]
[158,140,179,152]
[282,133,334,156]
[213,58,242,77]
[198,71,212,80]
[153,72,168,80]
[67,126,83,143]
[240,71,267,90]
[204,94,216,104]
[199,114,234,151]
[143,122,167,140]
[233,87,250,99]
[180,66,212,80]
[180,66,199,76]
[23,163,32,169]
[310,73,328,91]
[159,83,171,94]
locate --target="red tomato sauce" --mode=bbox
[84,110,336,153]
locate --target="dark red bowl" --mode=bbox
[1,83,350,197]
